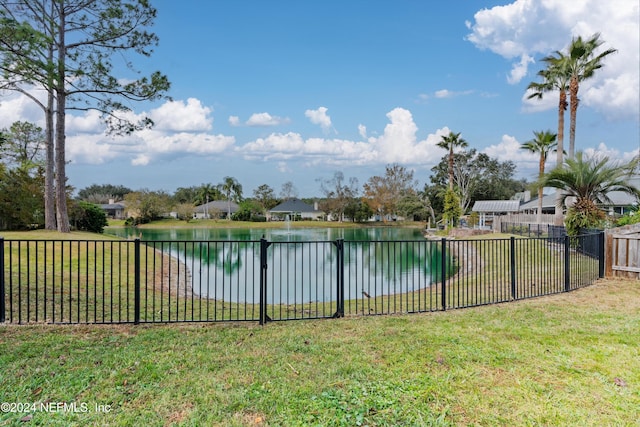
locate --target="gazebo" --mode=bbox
[471,200,521,228]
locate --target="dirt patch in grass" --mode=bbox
[548,277,640,313]
[148,248,193,299]
[165,402,194,426]
[232,411,267,426]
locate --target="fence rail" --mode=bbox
[500,222,567,238]
[493,214,557,231]
[606,230,640,278]
[1,233,604,325]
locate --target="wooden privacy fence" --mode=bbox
[492,214,556,231]
[605,225,640,278]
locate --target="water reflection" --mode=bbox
[106,227,441,304]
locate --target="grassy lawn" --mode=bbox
[0,278,638,426]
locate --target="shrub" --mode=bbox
[442,190,462,228]
[70,201,108,233]
[616,208,640,226]
[565,198,605,236]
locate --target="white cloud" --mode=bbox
[371,108,420,163]
[484,134,531,162]
[150,98,213,132]
[66,134,121,165]
[67,128,235,166]
[63,98,235,165]
[435,90,452,99]
[245,112,290,127]
[228,112,290,127]
[507,54,534,84]
[277,162,291,173]
[66,109,104,133]
[238,107,448,167]
[521,88,558,113]
[467,0,640,118]
[434,89,475,98]
[466,1,568,59]
[305,106,333,132]
[228,116,240,126]
[0,89,47,128]
[481,135,639,180]
[583,142,639,163]
[358,124,367,139]
[132,154,151,166]
[482,134,549,179]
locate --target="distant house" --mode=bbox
[602,175,640,215]
[520,188,639,217]
[602,190,638,216]
[471,200,521,228]
[194,200,239,219]
[269,198,325,221]
[99,199,126,219]
[519,194,557,215]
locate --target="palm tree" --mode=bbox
[543,152,639,233]
[520,130,558,224]
[436,131,468,191]
[527,52,570,226]
[566,34,617,158]
[219,176,243,219]
[195,183,221,209]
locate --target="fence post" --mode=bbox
[598,232,605,278]
[510,237,517,300]
[134,238,141,324]
[564,235,570,292]
[259,238,269,325]
[0,237,4,323]
[441,238,447,311]
[335,239,345,318]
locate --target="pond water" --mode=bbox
[105,226,441,304]
[105,226,426,242]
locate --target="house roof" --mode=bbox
[270,198,318,213]
[519,192,639,211]
[194,200,239,213]
[605,191,638,206]
[472,200,521,213]
[520,194,557,210]
[99,203,125,210]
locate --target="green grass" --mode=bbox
[0,278,638,426]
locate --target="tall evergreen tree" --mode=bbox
[0,0,170,232]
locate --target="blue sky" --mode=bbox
[1,0,638,198]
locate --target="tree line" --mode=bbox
[78,156,525,227]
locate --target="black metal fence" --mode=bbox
[500,222,568,238]
[1,232,604,325]
[501,222,603,258]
